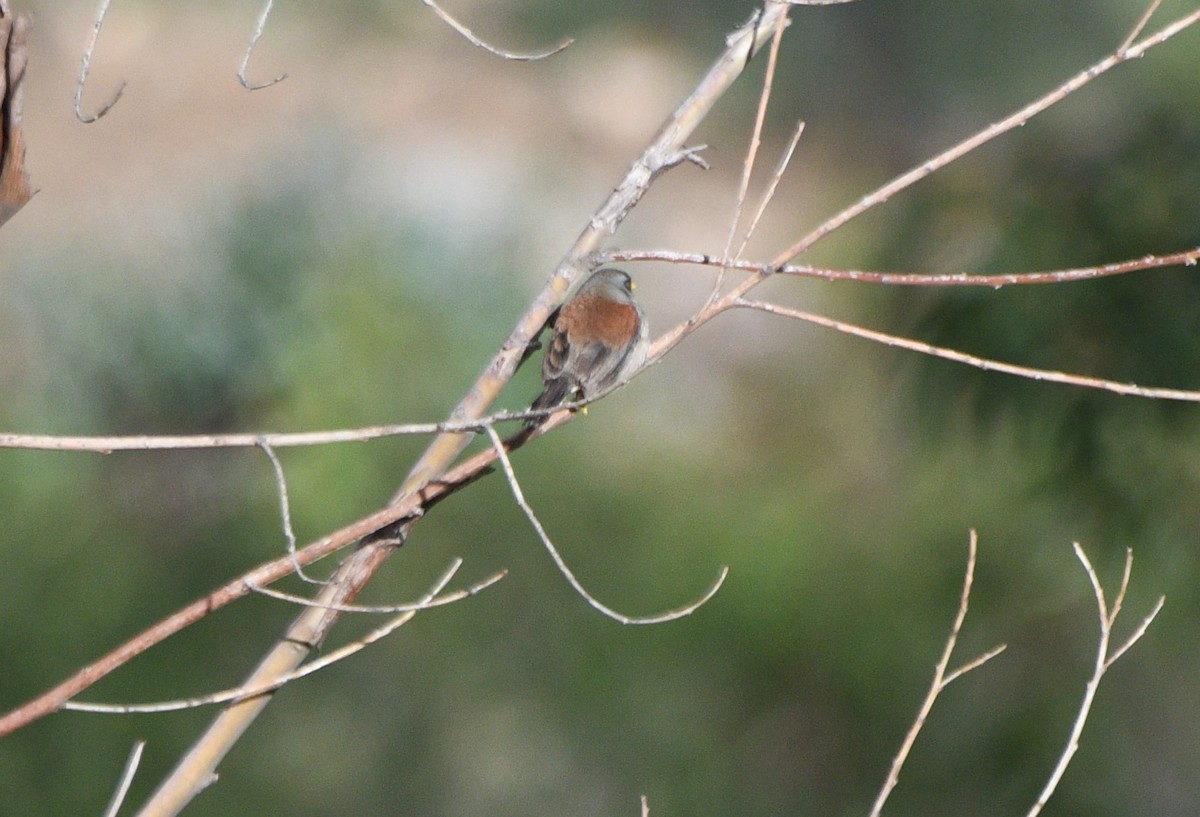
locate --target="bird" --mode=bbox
[526,268,648,427]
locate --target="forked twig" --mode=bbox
[1118,0,1163,53]
[484,426,728,625]
[713,5,790,302]
[1026,545,1165,816]
[869,530,1005,817]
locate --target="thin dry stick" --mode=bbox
[737,298,1200,403]
[1026,545,1164,816]
[420,0,572,60]
[484,426,727,625]
[75,0,125,122]
[713,4,790,300]
[0,417,510,452]
[239,0,287,90]
[255,438,322,585]
[868,530,1006,817]
[102,740,146,817]
[65,561,504,716]
[1118,0,1163,52]
[735,119,806,260]
[604,246,1200,288]
[245,562,505,615]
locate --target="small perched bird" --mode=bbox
[527,268,648,426]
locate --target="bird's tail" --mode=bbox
[525,377,574,429]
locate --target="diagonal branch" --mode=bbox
[132,7,794,814]
[736,298,1200,403]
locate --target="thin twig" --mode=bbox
[256,438,322,584]
[66,561,503,716]
[1118,0,1163,53]
[604,246,1200,287]
[239,0,287,90]
[869,530,1005,817]
[1026,543,1164,816]
[0,442,497,738]
[714,3,790,301]
[484,425,727,625]
[75,0,125,122]
[245,562,505,615]
[101,740,145,817]
[737,298,1200,403]
[0,417,512,452]
[421,0,572,61]
[736,119,805,261]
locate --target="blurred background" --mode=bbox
[1,0,1199,814]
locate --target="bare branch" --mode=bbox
[771,5,1200,266]
[420,0,572,61]
[75,0,125,123]
[869,530,1004,817]
[736,119,805,260]
[1118,0,1163,53]
[737,298,1200,403]
[246,562,505,615]
[1107,595,1165,668]
[485,426,727,625]
[715,5,790,301]
[65,560,503,716]
[604,246,1200,288]
[0,415,523,452]
[239,0,287,90]
[1026,543,1164,816]
[0,443,497,738]
[102,740,145,817]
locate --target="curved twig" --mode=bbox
[256,438,322,584]
[421,0,572,61]
[75,0,126,123]
[485,426,727,625]
[239,0,287,90]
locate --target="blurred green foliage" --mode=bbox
[2,1,1200,816]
